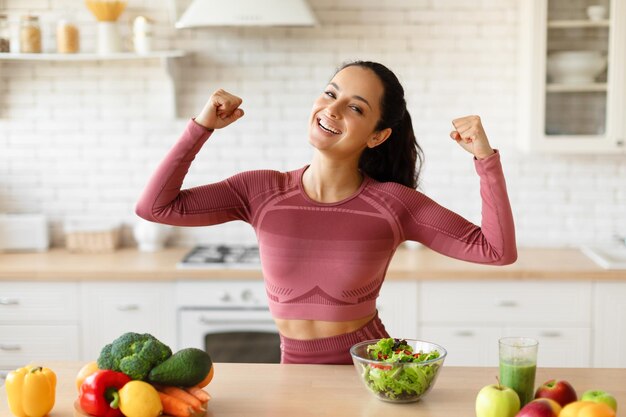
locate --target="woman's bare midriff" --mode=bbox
[274,312,377,340]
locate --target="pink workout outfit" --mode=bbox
[136,119,517,364]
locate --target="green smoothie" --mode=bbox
[499,360,536,406]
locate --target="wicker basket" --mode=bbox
[64,220,121,253]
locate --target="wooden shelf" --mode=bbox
[548,19,610,28]
[546,82,607,93]
[0,50,187,118]
[0,50,185,61]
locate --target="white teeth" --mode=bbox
[318,119,341,134]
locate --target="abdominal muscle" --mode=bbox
[274,311,377,340]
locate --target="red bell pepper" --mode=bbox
[79,370,131,417]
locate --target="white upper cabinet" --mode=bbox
[518,0,626,153]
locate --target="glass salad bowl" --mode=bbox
[350,338,447,403]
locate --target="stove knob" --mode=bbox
[240,289,254,303]
[219,291,231,302]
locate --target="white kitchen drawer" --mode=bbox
[504,327,591,368]
[420,281,591,326]
[0,282,79,322]
[377,281,419,339]
[420,325,590,368]
[420,325,501,366]
[0,324,80,368]
[81,282,176,361]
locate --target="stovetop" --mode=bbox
[177,245,261,269]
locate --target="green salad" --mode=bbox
[361,338,442,401]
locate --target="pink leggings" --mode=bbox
[279,312,390,365]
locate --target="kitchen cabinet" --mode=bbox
[518,0,626,153]
[593,282,626,367]
[0,51,186,118]
[377,281,419,339]
[80,282,176,361]
[0,282,80,367]
[418,281,592,367]
[1,274,623,368]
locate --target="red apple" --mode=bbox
[516,398,562,417]
[534,379,578,407]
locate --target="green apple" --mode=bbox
[476,381,521,417]
[581,389,618,412]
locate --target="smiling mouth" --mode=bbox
[317,118,342,135]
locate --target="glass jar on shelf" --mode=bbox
[132,16,153,55]
[0,14,10,53]
[19,14,42,53]
[57,15,80,53]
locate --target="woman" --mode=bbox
[136,61,517,365]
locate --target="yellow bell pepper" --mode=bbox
[5,365,56,417]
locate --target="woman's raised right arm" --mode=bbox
[135,90,247,226]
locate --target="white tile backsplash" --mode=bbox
[1,0,625,248]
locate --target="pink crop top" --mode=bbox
[136,119,517,321]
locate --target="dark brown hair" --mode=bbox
[337,61,424,189]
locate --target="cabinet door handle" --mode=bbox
[116,304,140,311]
[0,298,20,306]
[0,344,22,351]
[198,316,275,326]
[539,331,561,338]
[496,300,518,307]
[454,330,475,337]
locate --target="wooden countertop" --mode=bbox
[0,247,624,281]
[1,362,624,417]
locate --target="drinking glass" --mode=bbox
[499,337,538,407]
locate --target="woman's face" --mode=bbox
[308,65,389,159]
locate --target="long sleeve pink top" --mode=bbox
[136,120,517,321]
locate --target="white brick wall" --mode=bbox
[1,0,625,248]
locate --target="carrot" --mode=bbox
[158,391,193,417]
[185,385,211,403]
[160,386,204,412]
[197,366,214,388]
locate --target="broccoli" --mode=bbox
[97,332,172,380]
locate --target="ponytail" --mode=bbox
[359,110,422,189]
[339,61,424,189]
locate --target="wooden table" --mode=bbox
[1,363,624,417]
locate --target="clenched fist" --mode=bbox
[195,89,244,130]
[449,115,495,160]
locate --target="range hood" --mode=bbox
[175,0,318,28]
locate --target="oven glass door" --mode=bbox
[205,331,281,363]
[179,309,281,363]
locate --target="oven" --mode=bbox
[176,279,281,364]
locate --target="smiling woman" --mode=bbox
[308,62,423,194]
[135,60,517,365]
[306,63,416,203]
